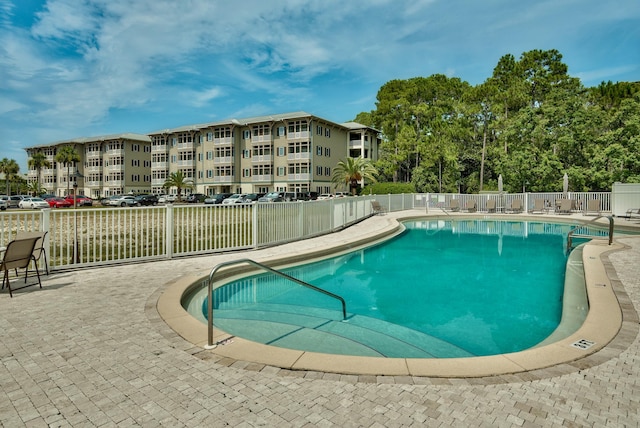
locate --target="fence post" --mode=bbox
[165,204,174,259]
[252,203,258,249]
[41,209,51,272]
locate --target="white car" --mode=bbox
[317,194,333,200]
[18,197,50,209]
[158,194,177,204]
[0,198,7,210]
[222,194,247,204]
[108,195,137,207]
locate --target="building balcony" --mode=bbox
[152,145,167,152]
[106,149,124,156]
[84,166,102,173]
[349,140,371,149]
[85,180,103,187]
[105,165,124,171]
[287,153,310,161]
[213,176,234,183]
[287,131,309,140]
[214,157,234,164]
[177,142,194,150]
[214,137,233,145]
[151,162,168,169]
[177,160,195,167]
[151,178,166,186]
[287,173,310,181]
[251,155,273,163]
[252,175,272,182]
[251,135,271,143]
[104,180,124,186]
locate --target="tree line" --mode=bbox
[353,49,640,193]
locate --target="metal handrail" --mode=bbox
[567,215,614,252]
[205,258,347,348]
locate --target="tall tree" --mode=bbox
[55,145,80,196]
[163,171,194,202]
[0,158,20,195]
[28,151,51,195]
[331,157,378,195]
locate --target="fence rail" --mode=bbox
[0,192,616,272]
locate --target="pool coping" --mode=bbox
[156,212,640,379]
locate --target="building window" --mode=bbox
[325,148,330,156]
[277,147,285,156]
[277,126,286,136]
[252,124,271,136]
[325,167,331,175]
[325,128,331,137]
[243,130,251,139]
[277,167,285,176]
[207,132,213,141]
[243,168,251,177]
[316,146,322,156]
[316,125,322,135]
[207,169,213,178]
[316,166,323,175]
[206,151,213,160]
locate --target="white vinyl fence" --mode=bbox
[0,192,614,272]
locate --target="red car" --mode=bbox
[65,195,93,206]
[46,197,72,208]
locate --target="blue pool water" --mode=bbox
[188,219,584,358]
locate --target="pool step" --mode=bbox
[213,303,474,358]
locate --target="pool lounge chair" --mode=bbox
[505,199,523,214]
[448,199,460,212]
[465,200,477,213]
[1,236,42,297]
[529,199,546,214]
[583,199,601,216]
[557,199,573,214]
[486,199,496,213]
[624,208,640,221]
[370,200,386,215]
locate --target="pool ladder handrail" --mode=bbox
[566,215,614,252]
[205,258,348,349]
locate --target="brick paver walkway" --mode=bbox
[1,212,639,427]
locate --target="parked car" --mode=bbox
[65,195,93,206]
[107,195,137,207]
[19,197,50,209]
[40,194,56,200]
[0,198,7,210]
[7,195,24,208]
[317,194,333,200]
[258,191,284,202]
[222,193,247,205]
[134,194,159,206]
[298,191,319,201]
[239,193,264,203]
[157,194,177,204]
[334,192,348,198]
[45,197,72,208]
[185,193,206,203]
[204,193,232,204]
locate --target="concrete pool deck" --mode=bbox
[1,210,640,426]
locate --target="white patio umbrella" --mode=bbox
[563,173,569,197]
[498,174,503,193]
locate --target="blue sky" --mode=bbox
[1,0,639,171]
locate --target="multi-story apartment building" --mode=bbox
[25,112,380,198]
[148,111,380,196]
[25,133,152,198]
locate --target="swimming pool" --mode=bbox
[183,219,599,358]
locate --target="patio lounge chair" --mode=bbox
[529,199,546,214]
[448,199,460,212]
[624,208,640,221]
[583,199,601,216]
[557,199,573,214]
[486,199,496,213]
[371,200,386,215]
[15,231,49,276]
[505,199,523,214]
[465,200,477,213]
[1,236,42,297]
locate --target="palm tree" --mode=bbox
[28,151,51,195]
[0,157,20,195]
[163,171,194,202]
[55,145,80,196]
[331,157,378,195]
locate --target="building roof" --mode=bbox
[25,132,151,150]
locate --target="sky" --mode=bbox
[1,0,639,172]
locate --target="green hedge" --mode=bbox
[361,182,415,195]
